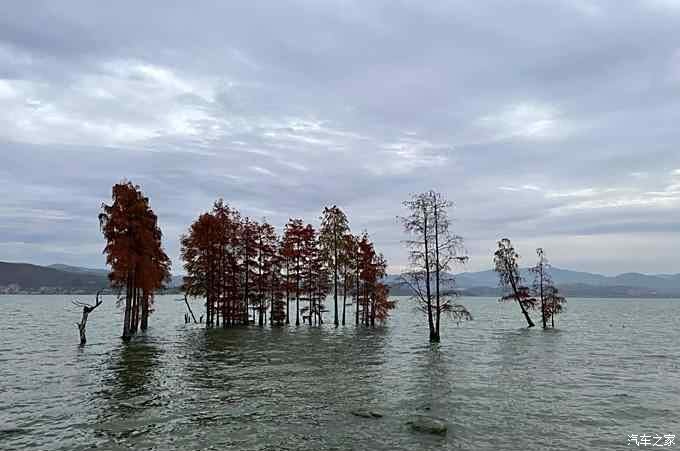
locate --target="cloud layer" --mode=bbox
[1,0,680,275]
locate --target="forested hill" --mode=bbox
[0,262,109,294]
[0,261,183,294]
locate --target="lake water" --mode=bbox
[1,295,678,450]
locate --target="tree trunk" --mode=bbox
[135,287,140,332]
[506,261,535,328]
[140,291,149,331]
[78,309,90,345]
[519,301,535,328]
[355,264,360,326]
[423,207,436,341]
[122,271,132,340]
[341,274,347,326]
[295,281,300,326]
[363,285,369,326]
[76,293,102,346]
[334,239,339,327]
[433,200,441,341]
[540,266,547,329]
[184,294,198,323]
[286,267,290,325]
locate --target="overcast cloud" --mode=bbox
[1,0,680,275]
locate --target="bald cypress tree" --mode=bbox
[494,238,537,328]
[399,190,471,342]
[531,248,566,329]
[100,181,170,340]
[319,205,350,327]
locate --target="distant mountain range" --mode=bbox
[1,261,680,298]
[384,268,680,298]
[0,261,183,294]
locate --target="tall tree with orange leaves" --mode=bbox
[100,181,170,340]
[355,235,395,326]
[181,200,243,327]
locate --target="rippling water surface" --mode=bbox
[1,295,679,450]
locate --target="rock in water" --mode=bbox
[407,415,448,435]
[351,409,384,419]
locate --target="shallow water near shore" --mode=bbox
[1,295,679,450]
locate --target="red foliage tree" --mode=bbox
[100,181,170,340]
[180,201,392,331]
[281,219,306,326]
[181,200,243,327]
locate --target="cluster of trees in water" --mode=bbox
[396,190,566,342]
[179,200,395,329]
[95,182,565,344]
[98,182,394,341]
[494,240,567,329]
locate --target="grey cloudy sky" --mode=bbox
[1,0,680,275]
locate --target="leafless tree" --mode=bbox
[398,190,471,342]
[73,290,104,345]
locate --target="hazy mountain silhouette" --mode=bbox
[0,262,108,292]
[2,261,679,297]
[0,262,183,293]
[386,267,680,298]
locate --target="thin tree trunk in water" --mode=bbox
[258,297,264,326]
[130,284,138,334]
[510,264,535,328]
[540,266,546,329]
[286,266,290,325]
[77,309,90,345]
[423,208,436,342]
[519,300,534,328]
[206,292,211,328]
[295,254,300,326]
[370,296,375,327]
[333,237,339,327]
[130,288,136,334]
[506,261,535,328]
[135,287,141,332]
[341,274,347,326]
[122,271,132,340]
[258,251,264,326]
[355,264,360,326]
[141,291,149,331]
[244,256,250,325]
[75,292,102,346]
[184,294,198,323]
[295,277,300,326]
[318,283,324,325]
[433,200,441,342]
